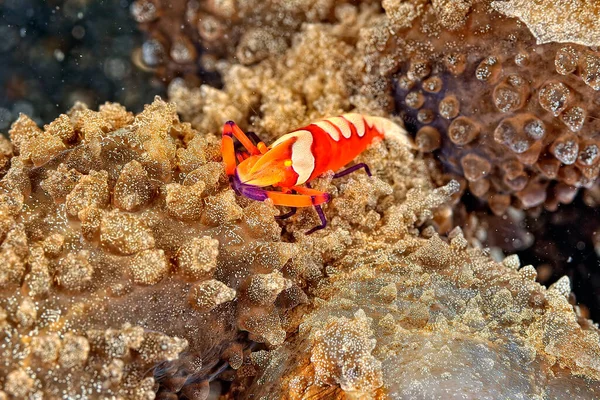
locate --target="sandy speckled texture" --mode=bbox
[492,0,600,46]
[1,0,600,398]
[163,0,600,216]
[0,94,435,398]
[245,208,600,398]
[0,98,310,397]
[0,98,599,398]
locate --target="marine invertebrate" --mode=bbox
[130,0,361,82]
[243,185,600,398]
[0,98,313,397]
[3,0,600,398]
[157,2,600,396]
[162,0,600,320]
[223,114,409,232]
[0,95,434,398]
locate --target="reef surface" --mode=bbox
[0,98,598,398]
[1,0,600,399]
[157,0,600,320]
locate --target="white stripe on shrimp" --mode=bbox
[363,115,410,146]
[342,113,366,137]
[271,130,315,185]
[313,120,341,141]
[327,116,352,139]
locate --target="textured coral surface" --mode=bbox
[1,99,599,398]
[492,0,600,46]
[2,0,600,398]
[149,0,600,214]
[389,1,600,214]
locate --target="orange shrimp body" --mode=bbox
[221,113,407,233]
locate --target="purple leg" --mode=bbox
[305,205,327,235]
[247,131,261,145]
[275,208,297,220]
[299,183,329,234]
[229,176,242,196]
[333,163,371,178]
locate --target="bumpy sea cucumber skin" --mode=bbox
[378,0,600,215]
[134,0,600,396]
[0,98,315,397]
[243,184,600,399]
[160,0,600,318]
[386,5,600,215]
[3,1,600,398]
[0,90,428,397]
[1,100,600,398]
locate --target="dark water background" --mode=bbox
[521,196,600,321]
[0,0,163,130]
[462,191,600,321]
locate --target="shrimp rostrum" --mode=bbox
[221,113,408,234]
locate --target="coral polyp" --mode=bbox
[387,2,600,213]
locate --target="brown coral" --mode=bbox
[244,189,600,398]
[131,0,359,82]
[3,0,600,398]
[0,98,314,397]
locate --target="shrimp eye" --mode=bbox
[284,160,293,167]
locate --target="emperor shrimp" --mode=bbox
[221,113,408,233]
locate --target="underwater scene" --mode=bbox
[1,0,600,398]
